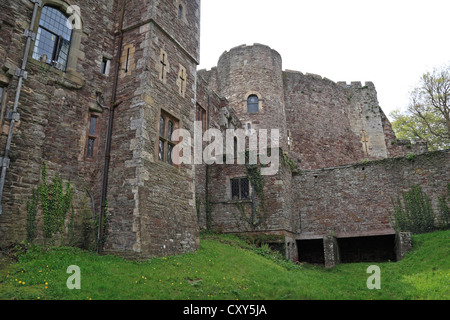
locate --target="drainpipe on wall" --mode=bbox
[0,0,41,215]
[96,0,127,253]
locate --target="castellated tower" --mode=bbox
[213,44,289,151]
[104,0,201,258]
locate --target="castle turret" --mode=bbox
[214,44,289,151]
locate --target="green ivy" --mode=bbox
[40,163,73,244]
[25,188,39,243]
[392,185,435,234]
[95,197,109,250]
[25,163,74,246]
[245,164,267,230]
[437,183,450,229]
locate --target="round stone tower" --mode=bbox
[215,44,288,151]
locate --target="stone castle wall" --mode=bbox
[283,71,365,169]
[0,0,117,246]
[0,0,201,259]
[295,150,450,239]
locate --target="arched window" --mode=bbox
[32,6,72,71]
[247,95,259,113]
[178,4,183,19]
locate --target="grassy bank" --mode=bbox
[0,230,448,300]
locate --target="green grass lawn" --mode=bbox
[0,230,448,300]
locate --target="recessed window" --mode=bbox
[85,114,100,160]
[100,57,110,75]
[247,95,259,113]
[158,111,179,166]
[32,6,72,71]
[196,104,207,133]
[231,177,250,200]
[178,5,183,19]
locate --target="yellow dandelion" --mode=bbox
[18,280,22,284]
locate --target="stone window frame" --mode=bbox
[100,54,112,76]
[196,103,207,133]
[230,176,251,201]
[85,112,101,161]
[28,0,85,87]
[157,108,180,167]
[244,91,263,114]
[32,6,72,71]
[175,0,188,24]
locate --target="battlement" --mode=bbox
[218,43,282,63]
[337,81,375,90]
[283,70,337,85]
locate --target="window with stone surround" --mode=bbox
[175,1,187,23]
[231,177,250,200]
[100,56,111,75]
[158,110,179,166]
[196,104,207,133]
[178,4,184,19]
[247,95,259,113]
[85,113,100,160]
[32,6,72,71]
[29,1,84,88]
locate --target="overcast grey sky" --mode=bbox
[198,0,450,119]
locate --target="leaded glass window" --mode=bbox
[196,104,207,132]
[231,177,250,200]
[86,114,99,160]
[247,95,259,113]
[158,112,178,165]
[32,6,72,71]
[158,139,165,162]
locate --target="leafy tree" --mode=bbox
[390,64,450,151]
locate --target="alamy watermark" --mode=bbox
[366,265,381,290]
[172,122,280,175]
[66,265,81,290]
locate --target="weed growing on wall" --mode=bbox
[25,163,74,246]
[392,185,436,234]
[437,183,450,229]
[25,189,39,243]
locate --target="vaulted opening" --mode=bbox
[297,239,324,264]
[337,234,397,263]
